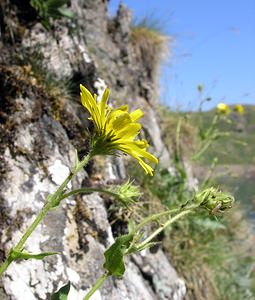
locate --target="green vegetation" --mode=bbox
[128,159,255,299]
[190,105,255,165]
[126,103,255,299]
[189,105,255,219]
[30,0,74,29]
[159,104,255,164]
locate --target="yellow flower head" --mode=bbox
[80,84,158,176]
[234,104,245,115]
[216,103,231,115]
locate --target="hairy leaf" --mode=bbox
[10,249,59,260]
[103,234,134,277]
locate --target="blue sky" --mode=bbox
[109,0,255,110]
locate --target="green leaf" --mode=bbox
[10,249,59,261]
[47,0,68,9]
[57,7,75,19]
[103,234,134,277]
[51,282,71,300]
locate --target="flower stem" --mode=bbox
[131,208,182,235]
[175,117,183,163]
[0,152,92,276]
[192,114,219,161]
[136,208,194,250]
[83,272,110,300]
[82,204,198,298]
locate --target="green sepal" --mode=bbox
[51,281,71,300]
[103,234,134,277]
[10,249,59,261]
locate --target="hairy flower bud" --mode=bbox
[195,187,234,215]
[110,181,142,207]
[197,84,203,92]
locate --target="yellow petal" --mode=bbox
[80,84,101,130]
[138,159,154,176]
[130,109,144,122]
[124,142,158,164]
[80,84,96,107]
[116,123,141,139]
[111,113,132,131]
[134,139,149,149]
[99,88,110,122]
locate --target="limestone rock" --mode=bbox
[0,1,185,299]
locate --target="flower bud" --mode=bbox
[195,187,234,215]
[110,180,142,207]
[197,84,203,92]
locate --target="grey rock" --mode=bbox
[0,0,185,299]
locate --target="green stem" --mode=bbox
[192,139,213,161]
[131,208,182,235]
[136,208,194,250]
[0,256,13,276]
[192,114,219,161]
[82,205,198,298]
[83,272,110,300]
[205,115,218,138]
[200,157,218,189]
[175,117,183,163]
[0,152,92,276]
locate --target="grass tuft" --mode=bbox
[130,16,172,79]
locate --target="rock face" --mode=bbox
[0,1,185,299]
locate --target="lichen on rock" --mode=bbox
[0,1,185,299]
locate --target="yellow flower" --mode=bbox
[80,84,158,176]
[216,103,231,115]
[234,104,245,115]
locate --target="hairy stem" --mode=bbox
[82,204,198,298]
[0,152,92,276]
[136,208,194,250]
[83,272,110,300]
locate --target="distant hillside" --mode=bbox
[159,104,255,214]
[190,105,255,216]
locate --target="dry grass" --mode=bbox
[130,23,171,79]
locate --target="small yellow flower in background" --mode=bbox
[80,84,158,176]
[234,104,245,115]
[216,103,231,115]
